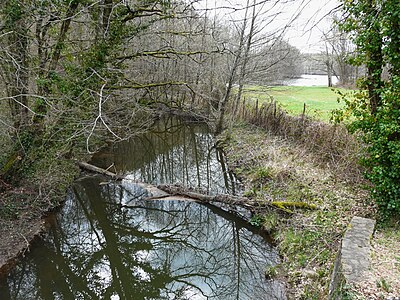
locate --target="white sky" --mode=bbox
[194,0,340,53]
[284,0,340,53]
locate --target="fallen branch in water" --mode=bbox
[76,161,123,180]
[74,165,318,215]
[156,185,318,214]
[156,184,263,211]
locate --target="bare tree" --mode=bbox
[213,0,304,133]
[321,16,357,86]
[0,1,30,129]
[215,0,252,134]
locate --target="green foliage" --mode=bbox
[264,265,278,280]
[376,277,391,293]
[350,83,400,214]
[279,229,312,267]
[338,284,362,300]
[249,213,278,230]
[262,212,278,232]
[242,187,258,197]
[338,0,400,216]
[2,0,24,26]
[253,166,273,182]
[249,214,264,227]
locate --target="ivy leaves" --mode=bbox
[339,0,400,216]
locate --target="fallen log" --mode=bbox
[76,161,123,179]
[156,184,318,214]
[156,184,263,212]
[75,164,317,215]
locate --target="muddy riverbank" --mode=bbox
[0,159,80,277]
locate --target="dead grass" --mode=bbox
[227,98,363,183]
[223,95,400,299]
[221,124,372,299]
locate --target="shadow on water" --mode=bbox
[0,117,286,299]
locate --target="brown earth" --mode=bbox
[0,216,45,277]
[0,157,80,279]
[0,186,50,278]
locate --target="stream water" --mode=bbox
[0,117,286,299]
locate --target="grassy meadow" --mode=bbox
[241,85,351,121]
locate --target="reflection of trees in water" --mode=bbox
[91,117,239,195]
[1,177,285,300]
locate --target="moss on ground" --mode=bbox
[221,123,373,299]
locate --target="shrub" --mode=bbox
[344,82,400,215]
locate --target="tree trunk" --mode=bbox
[234,0,257,114]
[324,43,333,87]
[365,0,383,115]
[77,161,122,179]
[33,0,80,125]
[215,0,251,134]
[327,63,333,87]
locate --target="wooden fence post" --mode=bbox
[255,99,259,123]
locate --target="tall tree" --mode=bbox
[215,0,251,134]
[0,0,216,180]
[215,0,301,133]
[339,0,400,215]
[322,18,356,87]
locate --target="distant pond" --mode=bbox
[0,117,286,300]
[280,74,339,86]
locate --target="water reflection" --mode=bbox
[0,176,285,299]
[90,117,239,195]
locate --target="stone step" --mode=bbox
[329,216,376,299]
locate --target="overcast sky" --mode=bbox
[194,0,341,53]
[284,0,340,52]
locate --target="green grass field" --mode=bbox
[241,86,351,121]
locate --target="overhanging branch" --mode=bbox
[107,81,188,90]
[116,50,215,61]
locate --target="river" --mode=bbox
[0,117,286,300]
